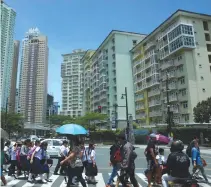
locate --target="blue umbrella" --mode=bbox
[56,124,87,135]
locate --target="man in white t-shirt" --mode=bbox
[54,140,68,175]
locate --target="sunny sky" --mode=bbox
[5,0,211,106]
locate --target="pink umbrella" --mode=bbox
[155,134,170,144]
[146,133,170,144]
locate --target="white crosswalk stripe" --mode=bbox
[2,172,211,186]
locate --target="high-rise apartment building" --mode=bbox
[46,94,54,117]
[1,1,16,109]
[81,50,95,115]
[19,28,48,123]
[131,10,211,125]
[61,49,86,117]
[89,30,146,129]
[9,40,20,112]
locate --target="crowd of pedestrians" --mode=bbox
[1,133,210,187]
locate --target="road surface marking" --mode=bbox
[41,174,60,187]
[108,173,142,187]
[6,179,21,186]
[136,173,148,184]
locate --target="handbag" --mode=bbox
[202,158,207,167]
[92,164,98,176]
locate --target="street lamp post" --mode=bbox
[166,72,171,135]
[121,87,129,141]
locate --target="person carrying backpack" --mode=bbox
[106,138,121,187]
[186,136,199,157]
[117,133,138,187]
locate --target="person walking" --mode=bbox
[117,133,139,187]
[192,140,209,183]
[106,138,121,187]
[60,137,87,187]
[1,139,7,186]
[85,142,98,184]
[54,140,68,175]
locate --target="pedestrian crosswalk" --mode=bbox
[2,173,211,187]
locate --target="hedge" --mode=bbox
[87,128,211,145]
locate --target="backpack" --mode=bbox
[113,148,122,162]
[130,151,137,161]
[186,143,193,157]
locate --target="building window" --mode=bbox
[181,89,186,96]
[207,44,211,52]
[178,55,182,61]
[168,25,182,42]
[182,102,188,108]
[201,76,204,80]
[133,40,137,46]
[180,77,185,84]
[202,88,206,92]
[183,36,195,47]
[199,64,202,68]
[208,55,211,63]
[169,36,183,52]
[203,21,209,31]
[181,25,193,35]
[205,33,211,41]
[184,114,189,121]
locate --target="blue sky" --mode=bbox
[5,0,211,106]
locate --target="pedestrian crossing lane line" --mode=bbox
[6,179,21,187]
[136,173,148,184]
[22,181,36,187]
[41,174,60,187]
[59,178,67,187]
[108,173,142,187]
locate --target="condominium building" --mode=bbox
[9,40,20,112]
[1,1,16,109]
[81,50,95,115]
[89,30,146,129]
[131,10,211,125]
[61,49,86,117]
[19,28,48,123]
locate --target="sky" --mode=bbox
[5,0,211,106]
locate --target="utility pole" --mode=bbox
[166,72,171,135]
[121,87,129,141]
[114,104,118,129]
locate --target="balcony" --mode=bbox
[136,104,145,110]
[145,42,156,51]
[162,83,177,90]
[160,60,174,70]
[149,111,162,117]
[149,100,161,107]
[161,72,176,81]
[136,113,146,119]
[164,95,178,103]
[148,89,161,97]
[133,52,140,60]
[164,106,179,113]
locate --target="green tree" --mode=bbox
[1,111,24,136]
[47,115,75,126]
[193,97,211,123]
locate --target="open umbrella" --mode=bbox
[1,128,9,139]
[56,124,87,135]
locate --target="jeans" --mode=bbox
[118,168,139,187]
[193,165,208,182]
[54,157,65,174]
[162,173,177,187]
[67,166,86,187]
[107,164,118,185]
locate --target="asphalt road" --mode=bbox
[3,147,211,187]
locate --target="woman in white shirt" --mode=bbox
[28,140,47,184]
[85,142,97,184]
